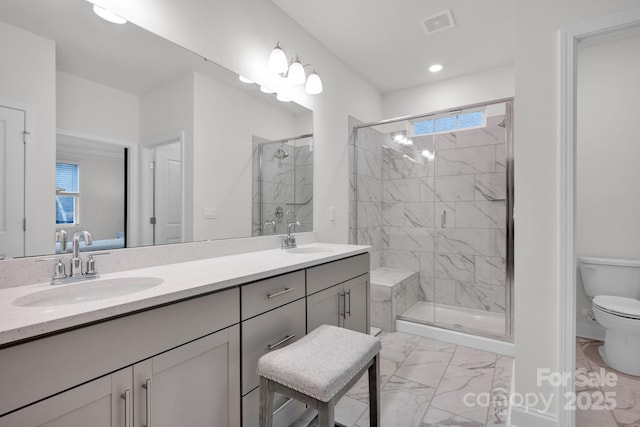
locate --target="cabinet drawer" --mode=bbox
[242,386,306,427]
[306,253,369,295]
[242,270,305,320]
[241,299,306,394]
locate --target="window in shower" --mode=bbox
[411,108,485,136]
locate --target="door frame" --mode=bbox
[141,131,185,246]
[558,8,640,427]
[57,128,140,247]
[0,98,33,256]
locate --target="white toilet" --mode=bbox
[579,256,640,376]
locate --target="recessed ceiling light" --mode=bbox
[93,5,127,24]
[429,64,443,73]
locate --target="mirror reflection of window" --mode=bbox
[55,162,80,225]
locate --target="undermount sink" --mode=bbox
[286,247,334,254]
[13,277,164,307]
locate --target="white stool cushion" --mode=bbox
[257,324,381,402]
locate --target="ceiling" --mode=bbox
[0,0,308,114]
[272,0,514,94]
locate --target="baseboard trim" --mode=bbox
[576,321,604,341]
[510,406,558,427]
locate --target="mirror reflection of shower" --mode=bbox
[252,134,313,236]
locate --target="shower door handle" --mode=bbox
[441,210,447,229]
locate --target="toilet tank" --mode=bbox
[579,257,640,299]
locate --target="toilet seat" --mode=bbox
[593,295,640,320]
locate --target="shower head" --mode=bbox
[273,147,289,160]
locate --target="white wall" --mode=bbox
[192,72,299,240]
[513,1,640,425]
[0,22,56,256]
[575,30,640,327]
[57,72,140,143]
[91,0,383,243]
[382,65,514,119]
[140,73,194,242]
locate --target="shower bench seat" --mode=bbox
[370,267,421,332]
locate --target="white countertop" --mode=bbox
[0,243,370,347]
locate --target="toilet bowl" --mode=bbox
[579,257,640,376]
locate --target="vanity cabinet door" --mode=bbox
[133,325,240,427]
[306,283,343,332]
[0,368,132,427]
[342,274,369,334]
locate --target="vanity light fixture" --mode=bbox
[260,86,275,94]
[287,56,306,85]
[268,42,289,74]
[305,69,323,95]
[268,42,323,95]
[429,64,443,73]
[92,4,127,24]
[239,75,254,84]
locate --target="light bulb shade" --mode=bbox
[238,75,254,84]
[276,92,291,102]
[305,71,323,94]
[93,4,127,24]
[268,43,289,74]
[260,86,275,94]
[287,60,306,85]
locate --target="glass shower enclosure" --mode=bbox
[252,134,314,236]
[351,99,513,340]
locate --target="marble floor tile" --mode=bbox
[575,407,617,427]
[422,406,484,427]
[394,346,454,387]
[612,407,640,426]
[355,376,436,427]
[429,365,495,423]
[336,395,368,427]
[335,331,512,427]
[379,331,422,363]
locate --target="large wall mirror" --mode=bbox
[0,0,313,259]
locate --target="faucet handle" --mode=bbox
[85,252,109,277]
[37,257,67,282]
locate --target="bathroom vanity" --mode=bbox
[0,245,370,427]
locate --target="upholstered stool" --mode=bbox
[257,324,381,427]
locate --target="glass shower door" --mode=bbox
[431,109,510,337]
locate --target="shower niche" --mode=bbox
[252,134,314,236]
[350,99,513,341]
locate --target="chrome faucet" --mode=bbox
[70,230,93,277]
[263,219,276,235]
[282,221,301,249]
[55,230,68,253]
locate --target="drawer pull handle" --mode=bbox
[346,290,351,316]
[268,334,296,350]
[267,288,294,299]
[142,379,152,427]
[273,397,295,416]
[120,389,131,427]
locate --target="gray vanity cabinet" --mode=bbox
[0,289,241,427]
[0,368,131,427]
[306,253,370,335]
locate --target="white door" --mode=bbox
[0,106,25,259]
[154,142,181,244]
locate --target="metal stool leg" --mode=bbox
[368,354,380,427]
[317,400,335,427]
[259,377,275,427]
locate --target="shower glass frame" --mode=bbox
[254,133,314,237]
[353,98,514,342]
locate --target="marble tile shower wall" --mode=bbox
[348,116,385,269]
[251,141,313,236]
[349,115,507,315]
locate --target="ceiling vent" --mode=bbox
[420,10,456,36]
